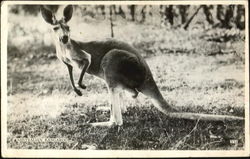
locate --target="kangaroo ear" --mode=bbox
[40,6,54,25]
[63,5,73,23]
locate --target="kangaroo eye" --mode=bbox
[53,27,59,31]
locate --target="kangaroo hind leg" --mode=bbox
[87,86,122,127]
[100,49,147,126]
[119,91,127,113]
[109,87,123,126]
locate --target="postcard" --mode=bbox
[1,0,249,157]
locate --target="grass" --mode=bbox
[6,12,245,150]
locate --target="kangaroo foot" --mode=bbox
[88,121,116,127]
[79,83,87,89]
[74,88,82,96]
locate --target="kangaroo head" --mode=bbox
[41,5,73,44]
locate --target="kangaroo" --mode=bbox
[41,5,244,126]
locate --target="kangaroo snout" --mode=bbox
[60,35,68,44]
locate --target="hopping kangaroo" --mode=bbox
[41,5,243,126]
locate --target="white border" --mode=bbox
[1,0,249,158]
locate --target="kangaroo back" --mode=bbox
[74,39,148,77]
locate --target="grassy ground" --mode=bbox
[6,12,245,150]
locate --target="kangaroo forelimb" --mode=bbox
[64,62,82,96]
[78,59,90,89]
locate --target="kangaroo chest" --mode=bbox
[56,43,91,71]
[56,44,73,63]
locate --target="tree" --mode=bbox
[184,6,202,30]
[164,5,174,25]
[235,5,245,30]
[140,5,147,23]
[129,5,136,21]
[224,5,235,29]
[178,5,190,24]
[203,5,214,25]
[117,5,126,19]
[109,5,115,37]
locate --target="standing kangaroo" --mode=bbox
[41,5,243,126]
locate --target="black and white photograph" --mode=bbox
[1,0,249,157]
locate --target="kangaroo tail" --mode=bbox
[138,72,177,114]
[138,73,244,121]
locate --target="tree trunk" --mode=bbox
[109,6,114,38]
[130,5,136,21]
[224,5,235,29]
[203,5,214,25]
[216,5,225,28]
[179,5,190,24]
[140,5,147,23]
[184,6,202,30]
[118,5,126,19]
[235,5,245,30]
[100,5,106,18]
[165,5,174,25]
